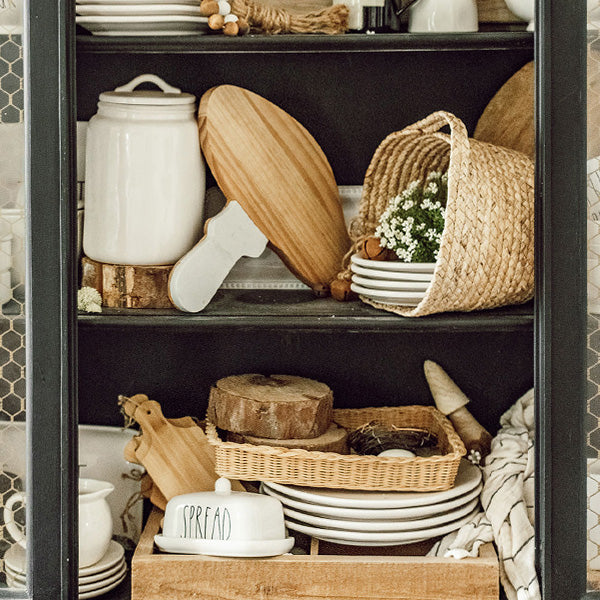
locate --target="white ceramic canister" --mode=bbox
[83,74,205,266]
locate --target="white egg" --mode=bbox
[377,448,415,458]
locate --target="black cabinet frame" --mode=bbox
[7,0,590,599]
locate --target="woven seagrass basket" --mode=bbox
[206,405,466,492]
[343,111,535,317]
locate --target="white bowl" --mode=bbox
[156,478,294,557]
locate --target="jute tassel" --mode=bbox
[230,0,349,34]
[423,360,493,465]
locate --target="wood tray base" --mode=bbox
[132,507,499,600]
[81,256,174,309]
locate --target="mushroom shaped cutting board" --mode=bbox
[198,85,351,295]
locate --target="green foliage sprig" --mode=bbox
[374,171,448,263]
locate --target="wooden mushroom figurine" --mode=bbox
[423,360,493,465]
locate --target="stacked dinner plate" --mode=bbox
[5,540,127,598]
[260,459,482,546]
[76,0,209,36]
[349,253,435,307]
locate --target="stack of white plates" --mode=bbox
[76,0,209,36]
[260,459,482,546]
[5,540,127,598]
[349,253,435,306]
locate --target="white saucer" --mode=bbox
[6,557,125,586]
[76,4,202,16]
[350,283,425,305]
[76,14,209,35]
[282,496,479,532]
[79,571,127,599]
[5,540,125,577]
[262,460,481,510]
[260,480,482,521]
[285,506,480,546]
[351,274,430,292]
[350,263,434,282]
[154,534,295,558]
[79,563,127,593]
[351,254,436,273]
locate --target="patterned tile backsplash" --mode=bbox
[0,35,21,123]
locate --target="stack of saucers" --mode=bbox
[260,459,481,546]
[349,253,435,306]
[5,541,127,598]
[75,0,209,36]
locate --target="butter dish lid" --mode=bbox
[99,74,196,106]
[159,478,295,557]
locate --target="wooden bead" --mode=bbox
[361,236,391,261]
[208,13,225,29]
[237,17,250,35]
[330,278,355,302]
[223,20,239,35]
[199,0,219,16]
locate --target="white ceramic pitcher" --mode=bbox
[409,0,478,32]
[83,74,205,266]
[4,478,115,568]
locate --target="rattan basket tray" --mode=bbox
[205,405,466,491]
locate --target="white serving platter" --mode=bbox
[350,282,425,305]
[351,253,436,273]
[76,3,202,16]
[350,262,434,282]
[281,496,479,532]
[76,14,208,35]
[284,506,480,546]
[351,274,430,292]
[0,422,144,541]
[262,460,482,510]
[260,480,483,521]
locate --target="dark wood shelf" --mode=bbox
[78,290,534,333]
[76,30,533,55]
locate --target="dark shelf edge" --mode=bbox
[77,295,534,333]
[76,31,534,55]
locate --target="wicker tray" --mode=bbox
[205,405,466,491]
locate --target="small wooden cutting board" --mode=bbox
[198,85,351,295]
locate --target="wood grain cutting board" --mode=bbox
[198,85,351,295]
[473,61,534,160]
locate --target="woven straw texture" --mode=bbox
[346,111,534,317]
[206,405,466,491]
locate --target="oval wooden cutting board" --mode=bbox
[198,85,350,294]
[474,61,534,160]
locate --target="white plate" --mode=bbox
[350,283,425,305]
[350,263,434,282]
[76,4,202,16]
[76,15,208,35]
[0,422,145,541]
[79,571,127,599]
[263,460,481,510]
[154,534,295,557]
[4,540,125,577]
[351,253,436,273]
[285,507,480,546]
[260,480,482,521]
[282,496,479,532]
[351,274,430,292]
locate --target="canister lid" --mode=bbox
[99,74,196,106]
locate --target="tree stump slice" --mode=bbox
[81,256,174,309]
[208,374,333,439]
[226,423,349,454]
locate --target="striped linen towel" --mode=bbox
[428,388,540,600]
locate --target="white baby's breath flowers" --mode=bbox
[78,286,102,313]
[374,171,448,263]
